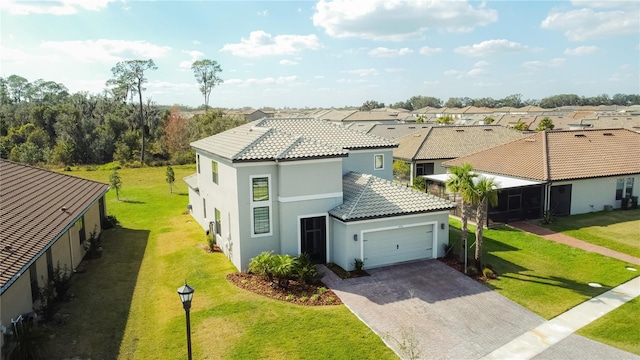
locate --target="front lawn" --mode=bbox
[577,298,640,355]
[544,209,640,259]
[448,218,637,319]
[44,166,396,359]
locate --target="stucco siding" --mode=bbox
[0,275,33,335]
[83,201,102,238]
[35,255,48,289]
[330,220,348,270]
[342,149,394,180]
[278,199,341,255]
[278,160,342,199]
[51,232,73,271]
[554,175,640,214]
[333,212,450,271]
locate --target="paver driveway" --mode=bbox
[322,260,640,360]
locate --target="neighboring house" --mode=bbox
[226,109,272,122]
[0,160,109,347]
[185,118,456,272]
[439,128,640,223]
[393,125,525,183]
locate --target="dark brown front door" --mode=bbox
[300,216,326,264]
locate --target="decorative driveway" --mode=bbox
[320,260,638,360]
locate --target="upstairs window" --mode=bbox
[374,154,384,170]
[252,177,269,201]
[212,160,219,184]
[197,154,201,174]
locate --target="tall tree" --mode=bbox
[166,165,175,193]
[536,117,554,131]
[110,169,123,201]
[468,177,499,269]
[446,163,477,264]
[106,59,157,164]
[191,59,223,111]
[7,75,30,103]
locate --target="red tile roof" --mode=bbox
[443,129,640,181]
[0,160,109,293]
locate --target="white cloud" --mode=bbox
[522,58,566,70]
[337,78,367,84]
[178,50,205,69]
[147,81,197,95]
[192,40,201,45]
[423,80,440,86]
[0,45,60,63]
[220,31,321,57]
[279,59,299,66]
[564,45,599,56]
[473,82,500,88]
[570,1,637,9]
[419,46,443,55]
[41,39,171,63]
[341,68,379,76]
[312,0,497,41]
[474,61,490,67]
[455,39,529,57]
[368,47,413,57]
[609,64,635,82]
[223,76,301,87]
[541,5,639,41]
[314,75,325,79]
[0,0,115,15]
[385,68,404,73]
[444,61,489,79]
[258,10,268,16]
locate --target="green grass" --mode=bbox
[577,298,640,355]
[46,166,396,360]
[544,209,640,259]
[449,218,637,319]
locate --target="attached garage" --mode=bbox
[362,223,435,268]
[329,173,456,271]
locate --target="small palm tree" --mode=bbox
[446,163,477,263]
[468,177,500,269]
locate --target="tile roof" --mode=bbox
[0,160,109,293]
[191,118,396,162]
[443,128,640,181]
[342,111,406,122]
[394,125,525,161]
[183,174,198,191]
[329,172,456,221]
[366,124,432,139]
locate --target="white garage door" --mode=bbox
[363,224,434,269]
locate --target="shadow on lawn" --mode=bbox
[45,226,149,359]
[545,209,640,233]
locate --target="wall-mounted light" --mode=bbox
[353,234,358,242]
[440,223,445,230]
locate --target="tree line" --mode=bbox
[0,58,243,167]
[361,93,640,111]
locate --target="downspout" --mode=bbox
[67,231,75,272]
[542,130,551,214]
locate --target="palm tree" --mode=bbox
[468,177,500,269]
[445,163,477,263]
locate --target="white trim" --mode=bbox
[297,213,330,263]
[250,174,273,238]
[233,161,276,167]
[338,211,451,225]
[279,192,343,203]
[360,221,438,262]
[350,148,388,154]
[374,154,384,170]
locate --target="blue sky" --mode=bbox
[1,0,639,108]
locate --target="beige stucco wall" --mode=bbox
[553,175,640,214]
[0,274,34,341]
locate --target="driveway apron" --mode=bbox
[320,260,545,359]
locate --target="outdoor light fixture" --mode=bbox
[441,223,445,230]
[178,280,195,360]
[353,234,358,241]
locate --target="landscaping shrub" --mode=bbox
[466,265,479,277]
[353,258,364,271]
[248,251,320,288]
[295,253,320,285]
[248,251,274,282]
[443,243,455,259]
[482,267,496,279]
[103,214,119,229]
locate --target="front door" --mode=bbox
[300,216,326,264]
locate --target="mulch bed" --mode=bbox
[227,273,342,306]
[438,257,495,282]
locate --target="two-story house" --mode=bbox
[185,118,456,271]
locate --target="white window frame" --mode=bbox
[212,160,219,184]
[197,154,200,174]
[374,154,384,170]
[250,174,273,237]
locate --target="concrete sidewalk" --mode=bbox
[480,276,640,360]
[510,221,640,266]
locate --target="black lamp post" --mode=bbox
[177,280,195,360]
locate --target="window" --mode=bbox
[253,207,270,234]
[211,160,219,184]
[250,175,272,237]
[214,208,221,236]
[616,179,624,200]
[252,177,269,201]
[416,163,435,176]
[77,216,85,245]
[203,198,207,219]
[625,178,634,198]
[197,154,201,174]
[374,154,384,170]
[29,264,38,303]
